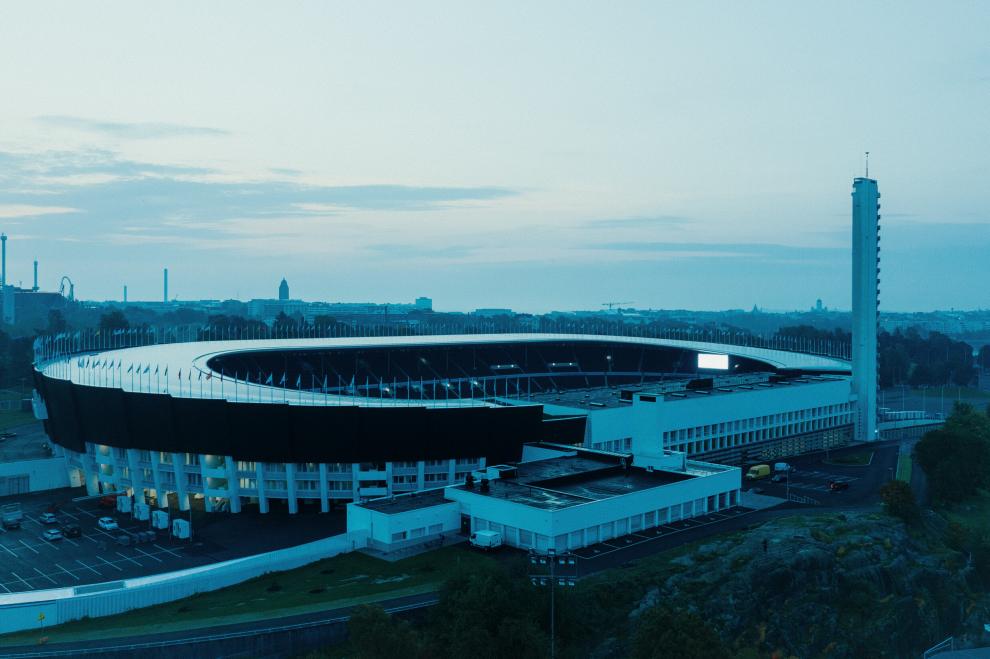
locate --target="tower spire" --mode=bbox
[865,151,869,178]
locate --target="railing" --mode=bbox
[33,322,853,366]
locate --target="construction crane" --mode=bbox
[59,276,75,301]
[602,301,632,311]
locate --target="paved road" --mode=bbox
[0,591,440,657]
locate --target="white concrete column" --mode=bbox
[82,456,100,496]
[318,464,329,513]
[351,463,361,501]
[171,453,189,511]
[149,451,167,508]
[256,463,269,514]
[416,460,425,492]
[126,449,144,503]
[225,456,241,514]
[285,463,298,514]
[385,462,394,496]
[447,460,456,484]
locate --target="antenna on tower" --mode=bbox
[865,151,870,178]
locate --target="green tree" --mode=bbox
[46,309,69,334]
[98,310,129,332]
[631,606,730,659]
[879,479,918,522]
[347,604,423,659]
[915,403,990,503]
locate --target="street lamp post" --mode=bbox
[529,548,577,659]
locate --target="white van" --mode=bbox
[469,530,503,550]
[773,462,794,473]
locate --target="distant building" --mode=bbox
[415,297,433,311]
[473,308,514,318]
[278,278,289,301]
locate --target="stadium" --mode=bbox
[31,333,856,516]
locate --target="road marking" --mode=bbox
[0,543,17,558]
[60,511,79,521]
[98,556,123,572]
[153,543,182,558]
[18,539,39,555]
[0,580,9,593]
[82,534,98,543]
[10,572,33,590]
[73,507,97,518]
[33,567,58,586]
[134,546,163,563]
[76,560,101,577]
[54,563,79,581]
[115,551,142,567]
[63,537,80,547]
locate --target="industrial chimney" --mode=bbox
[32,260,38,292]
[163,268,168,304]
[1,233,6,289]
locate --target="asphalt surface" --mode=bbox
[0,489,346,594]
[0,423,54,464]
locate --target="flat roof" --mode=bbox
[451,452,697,511]
[356,488,452,514]
[530,373,848,411]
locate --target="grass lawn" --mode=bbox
[0,547,494,647]
[825,450,874,466]
[0,410,36,432]
[895,453,912,483]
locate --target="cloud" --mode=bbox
[591,241,846,263]
[35,115,229,139]
[584,215,693,229]
[367,244,478,259]
[0,204,78,219]
[0,147,520,254]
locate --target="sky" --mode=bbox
[0,2,987,313]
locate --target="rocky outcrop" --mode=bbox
[627,511,990,658]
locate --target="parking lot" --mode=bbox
[745,442,900,506]
[0,490,347,594]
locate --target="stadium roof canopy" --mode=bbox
[37,333,850,409]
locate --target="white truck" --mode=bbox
[1,503,24,530]
[469,530,503,550]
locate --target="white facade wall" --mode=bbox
[65,445,485,512]
[579,379,854,458]
[0,456,72,493]
[852,177,880,442]
[0,530,368,635]
[444,464,739,552]
[347,498,460,547]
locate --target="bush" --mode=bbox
[631,606,731,659]
[879,480,919,522]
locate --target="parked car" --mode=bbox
[115,533,131,546]
[39,512,58,525]
[773,462,795,473]
[770,474,786,483]
[61,523,82,538]
[745,464,771,480]
[828,480,849,492]
[469,530,503,550]
[42,528,63,542]
[98,495,117,509]
[97,517,118,531]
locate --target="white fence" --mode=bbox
[0,530,369,635]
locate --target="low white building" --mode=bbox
[347,443,741,555]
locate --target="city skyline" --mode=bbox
[0,2,987,312]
